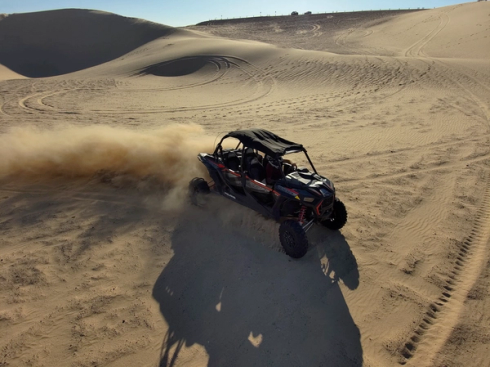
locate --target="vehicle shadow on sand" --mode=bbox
[153,203,362,367]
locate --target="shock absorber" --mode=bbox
[298,205,307,224]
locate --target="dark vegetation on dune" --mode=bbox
[0,9,180,78]
[190,9,426,53]
[195,9,424,26]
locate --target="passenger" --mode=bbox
[265,156,297,185]
[265,157,281,185]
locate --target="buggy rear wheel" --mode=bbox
[279,220,308,259]
[321,199,347,230]
[189,177,210,206]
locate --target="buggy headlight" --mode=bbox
[304,197,315,203]
[319,187,331,197]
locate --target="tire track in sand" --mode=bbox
[16,56,275,116]
[17,58,231,115]
[397,6,490,365]
[404,12,450,58]
[311,24,322,37]
[334,29,355,51]
[130,56,232,91]
[335,153,490,185]
[99,55,275,114]
[327,133,490,167]
[432,59,490,124]
[397,178,490,366]
[14,79,117,116]
[404,6,489,125]
[0,81,36,117]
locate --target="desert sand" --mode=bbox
[0,3,489,366]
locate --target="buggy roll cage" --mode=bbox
[213,135,318,175]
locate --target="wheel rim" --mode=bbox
[283,230,295,251]
[191,187,199,204]
[192,187,207,206]
[328,206,338,222]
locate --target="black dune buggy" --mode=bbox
[189,129,347,258]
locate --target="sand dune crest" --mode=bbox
[0,9,186,77]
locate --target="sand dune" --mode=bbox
[190,4,490,59]
[1,2,490,367]
[0,64,25,81]
[0,9,188,77]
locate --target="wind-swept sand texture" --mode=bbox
[0,2,489,366]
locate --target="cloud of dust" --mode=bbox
[0,123,215,208]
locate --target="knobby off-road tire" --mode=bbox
[279,220,309,259]
[189,177,210,206]
[321,199,347,230]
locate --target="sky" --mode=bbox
[0,0,475,27]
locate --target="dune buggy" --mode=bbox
[189,129,347,258]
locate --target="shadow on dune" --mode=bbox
[137,57,213,77]
[153,204,362,367]
[0,9,182,77]
[308,225,360,291]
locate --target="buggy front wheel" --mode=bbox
[279,220,309,259]
[321,199,347,230]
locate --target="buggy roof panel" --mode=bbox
[222,129,304,158]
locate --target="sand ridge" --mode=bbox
[0,9,190,78]
[0,2,490,366]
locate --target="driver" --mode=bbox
[265,156,297,185]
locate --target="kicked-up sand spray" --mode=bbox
[0,123,215,207]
